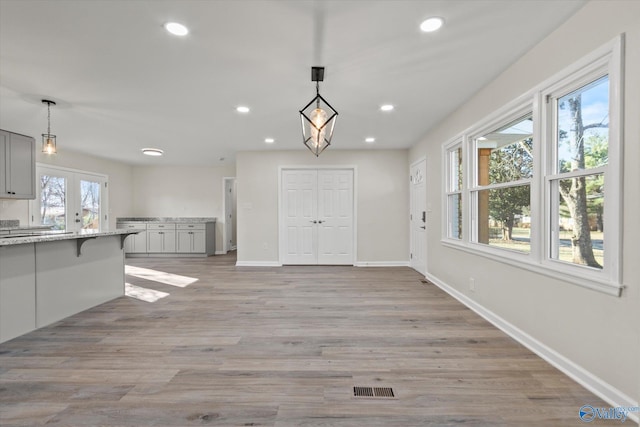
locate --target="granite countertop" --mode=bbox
[0,225,53,232]
[0,228,144,247]
[116,217,217,223]
[0,219,53,232]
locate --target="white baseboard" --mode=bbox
[215,250,226,255]
[236,261,409,268]
[235,261,282,267]
[354,261,410,267]
[425,272,639,424]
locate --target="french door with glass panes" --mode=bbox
[31,165,108,232]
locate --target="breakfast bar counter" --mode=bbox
[0,229,142,343]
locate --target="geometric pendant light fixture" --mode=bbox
[41,99,57,154]
[299,66,338,156]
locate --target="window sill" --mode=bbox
[440,239,623,297]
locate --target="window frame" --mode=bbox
[468,104,536,258]
[440,35,623,296]
[540,42,623,288]
[29,163,110,232]
[442,138,464,241]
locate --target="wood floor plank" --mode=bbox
[0,253,608,426]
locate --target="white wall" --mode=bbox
[0,148,133,230]
[410,0,639,410]
[236,149,409,264]
[131,164,236,252]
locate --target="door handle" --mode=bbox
[318,220,325,224]
[310,220,317,224]
[75,219,81,223]
[420,226,426,229]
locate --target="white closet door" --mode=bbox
[282,170,318,264]
[280,168,354,265]
[317,170,354,265]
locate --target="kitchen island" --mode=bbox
[0,229,142,343]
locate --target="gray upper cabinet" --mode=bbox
[0,129,36,200]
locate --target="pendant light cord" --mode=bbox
[47,102,51,135]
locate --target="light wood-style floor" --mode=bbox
[1,253,606,426]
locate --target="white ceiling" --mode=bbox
[0,0,586,166]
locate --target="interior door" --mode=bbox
[280,168,354,265]
[410,159,427,274]
[282,169,318,264]
[224,178,237,251]
[317,170,354,265]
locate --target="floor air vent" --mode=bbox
[353,386,395,398]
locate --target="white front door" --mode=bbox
[281,168,354,265]
[410,158,427,274]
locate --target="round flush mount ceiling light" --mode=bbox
[264,138,275,144]
[420,17,444,32]
[380,104,395,112]
[236,106,250,113]
[164,22,189,36]
[365,137,376,143]
[142,148,164,156]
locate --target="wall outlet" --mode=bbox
[469,277,475,292]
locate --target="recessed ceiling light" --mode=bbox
[142,148,164,156]
[236,106,250,113]
[164,22,189,36]
[265,138,275,144]
[380,104,394,112]
[365,137,376,143]
[420,17,444,33]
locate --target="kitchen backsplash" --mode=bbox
[0,219,20,228]
[0,199,30,224]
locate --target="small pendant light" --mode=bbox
[41,99,57,154]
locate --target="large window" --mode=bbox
[471,113,533,254]
[441,36,622,295]
[548,76,608,270]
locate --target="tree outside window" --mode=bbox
[552,75,608,268]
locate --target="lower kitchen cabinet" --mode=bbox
[117,222,147,253]
[176,224,206,253]
[147,223,176,253]
[117,219,215,257]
